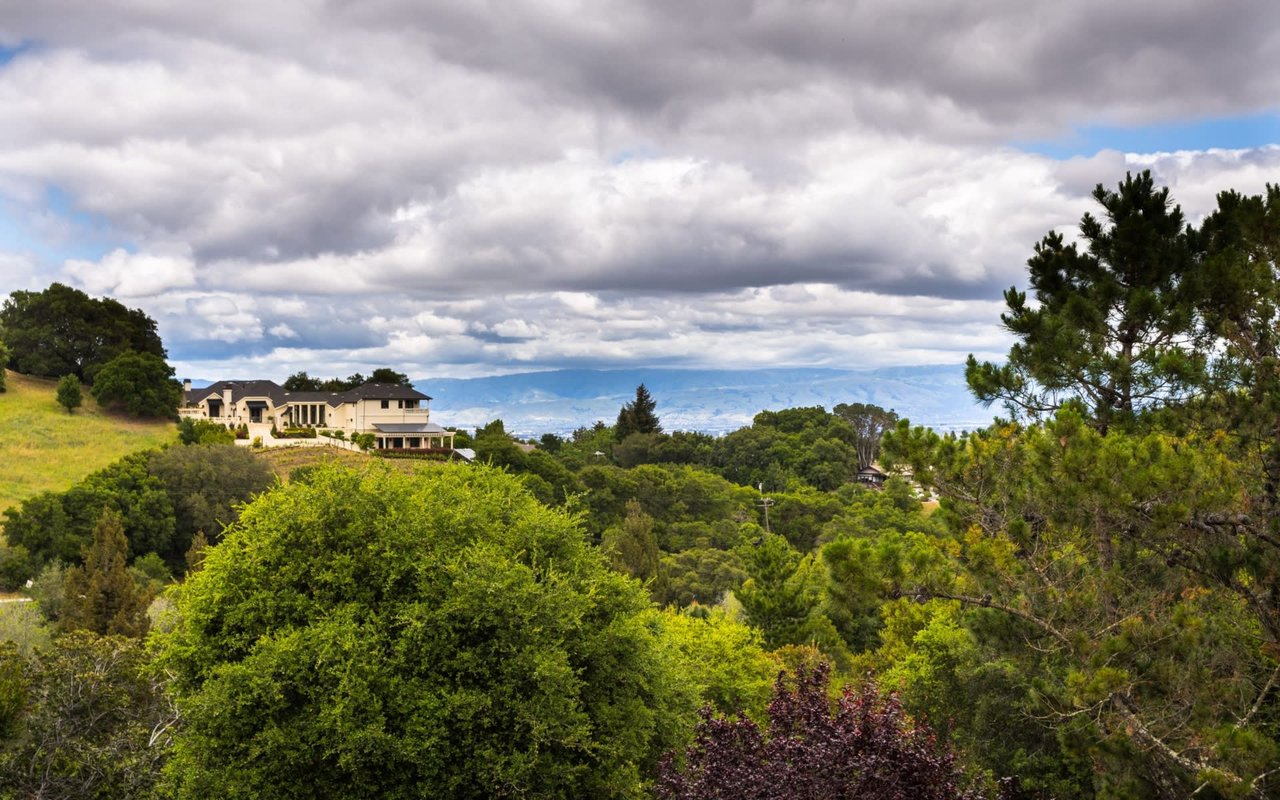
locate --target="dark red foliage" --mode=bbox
[655,662,991,800]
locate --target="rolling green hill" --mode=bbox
[0,370,177,518]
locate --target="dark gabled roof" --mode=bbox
[183,380,432,407]
[185,380,289,407]
[338,383,432,402]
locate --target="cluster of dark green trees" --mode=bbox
[282,367,414,392]
[0,283,181,416]
[0,443,274,590]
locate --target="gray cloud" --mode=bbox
[0,1,1276,379]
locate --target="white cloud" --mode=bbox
[0,1,1276,380]
[63,247,195,297]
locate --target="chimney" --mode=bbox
[223,387,232,411]
[183,379,192,393]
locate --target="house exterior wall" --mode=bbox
[181,383,451,451]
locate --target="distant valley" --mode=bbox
[415,364,994,437]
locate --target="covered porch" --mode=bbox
[372,422,455,452]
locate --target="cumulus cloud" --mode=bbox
[0,1,1276,379]
[64,247,196,297]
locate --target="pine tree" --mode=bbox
[62,509,151,638]
[966,171,1205,431]
[616,383,662,438]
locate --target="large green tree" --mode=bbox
[833,402,899,469]
[90,351,181,418]
[153,463,695,799]
[0,282,166,382]
[883,414,1280,796]
[3,451,176,568]
[148,443,275,563]
[0,337,8,392]
[966,172,1205,431]
[616,383,663,439]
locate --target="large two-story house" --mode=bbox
[179,379,455,451]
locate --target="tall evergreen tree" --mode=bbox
[62,509,151,638]
[616,383,662,438]
[0,338,7,392]
[966,171,1205,431]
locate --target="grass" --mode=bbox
[254,445,374,480]
[253,445,447,481]
[0,370,177,518]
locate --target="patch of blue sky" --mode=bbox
[1018,111,1280,159]
[0,41,35,67]
[0,186,134,265]
[610,145,660,165]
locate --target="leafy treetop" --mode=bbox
[153,462,695,800]
[282,367,413,392]
[656,661,994,800]
[90,351,181,418]
[0,283,166,382]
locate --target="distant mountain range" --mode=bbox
[415,365,994,437]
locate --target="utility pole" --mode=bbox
[757,482,773,533]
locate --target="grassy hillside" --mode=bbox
[0,370,177,516]
[253,445,437,481]
[254,445,374,480]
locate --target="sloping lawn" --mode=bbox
[0,370,176,519]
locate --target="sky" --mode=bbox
[0,1,1278,383]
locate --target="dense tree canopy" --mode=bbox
[154,463,696,800]
[148,443,275,560]
[2,445,271,577]
[0,283,166,382]
[0,338,7,392]
[0,632,175,800]
[91,351,181,418]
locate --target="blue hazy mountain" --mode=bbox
[417,365,994,437]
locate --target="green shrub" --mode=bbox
[0,546,34,592]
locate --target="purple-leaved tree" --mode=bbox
[655,662,1001,800]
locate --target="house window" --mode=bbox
[380,400,389,409]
